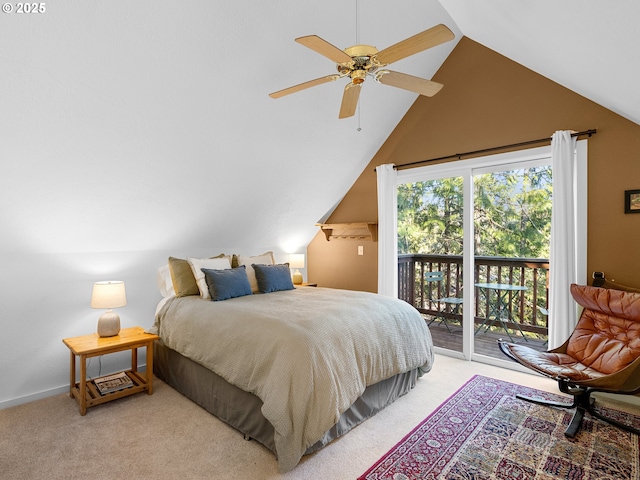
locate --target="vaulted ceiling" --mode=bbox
[439,0,640,127]
[1,0,638,256]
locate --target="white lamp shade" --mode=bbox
[91,281,127,309]
[289,254,305,269]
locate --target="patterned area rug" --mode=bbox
[358,375,640,480]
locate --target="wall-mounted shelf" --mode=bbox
[316,222,378,242]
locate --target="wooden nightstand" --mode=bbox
[62,326,159,415]
[295,282,318,287]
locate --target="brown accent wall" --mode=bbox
[308,37,640,292]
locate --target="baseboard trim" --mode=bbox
[0,384,69,410]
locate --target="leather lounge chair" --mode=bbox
[499,283,640,438]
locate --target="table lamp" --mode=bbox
[91,281,127,337]
[289,254,305,285]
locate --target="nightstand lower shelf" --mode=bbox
[70,369,150,411]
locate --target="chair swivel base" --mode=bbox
[516,380,640,438]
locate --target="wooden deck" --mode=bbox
[426,317,548,359]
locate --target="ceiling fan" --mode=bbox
[269,24,455,119]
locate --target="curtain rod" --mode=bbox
[393,129,597,171]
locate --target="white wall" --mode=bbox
[0,247,303,407]
[0,1,326,407]
[0,0,459,406]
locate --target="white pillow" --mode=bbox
[157,264,175,298]
[188,256,232,299]
[237,251,276,293]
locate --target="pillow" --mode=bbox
[202,266,252,301]
[168,257,201,297]
[188,256,232,299]
[252,263,294,293]
[157,264,175,297]
[236,251,276,293]
[168,254,231,297]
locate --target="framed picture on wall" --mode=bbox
[625,189,640,214]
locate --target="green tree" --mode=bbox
[398,166,551,259]
[398,177,464,255]
[474,166,551,258]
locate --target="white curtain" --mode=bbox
[548,131,579,348]
[376,164,398,297]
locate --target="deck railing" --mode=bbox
[398,254,549,336]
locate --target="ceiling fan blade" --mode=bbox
[375,24,454,66]
[269,75,340,99]
[295,35,353,64]
[377,70,443,97]
[339,83,361,119]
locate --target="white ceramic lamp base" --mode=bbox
[97,310,121,337]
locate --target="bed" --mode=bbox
[149,255,434,472]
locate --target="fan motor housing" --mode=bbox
[337,45,380,76]
[344,45,378,57]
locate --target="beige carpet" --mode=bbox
[0,355,563,480]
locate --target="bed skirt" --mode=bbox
[153,339,420,457]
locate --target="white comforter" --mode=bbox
[150,287,433,472]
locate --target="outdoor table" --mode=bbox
[474,282,529,342]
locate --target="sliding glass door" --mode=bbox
[395,144,586,366]
[397,176,464,354]
[472,164,551,360]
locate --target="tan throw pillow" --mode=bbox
[168,254,231,297]
[168,257,200,297]
[236,251,276,293]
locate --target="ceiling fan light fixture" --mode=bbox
[351,70,367,84]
